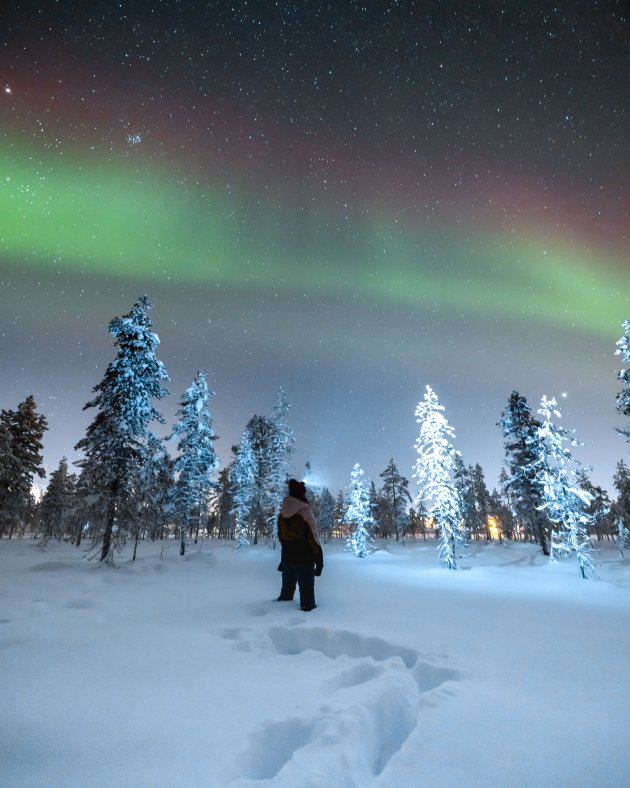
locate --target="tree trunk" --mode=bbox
[101,481,118,562]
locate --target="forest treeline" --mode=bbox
[1,297,629,576]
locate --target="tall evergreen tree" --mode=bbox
[345,463,375,557]
[612,460,630,529]
[229,432,257,547]
[170,371,220,556]
[214,467,235,539]
[471,463,493,541]
[529,396,597,579]
[334,490,346,539]
[413,385,463,569]
[244,414,276,543]
[267,389,295,547]
[576,470,614,542]
[379,458,411,542]
[0,396,48,538]
[317,487,335,543]
[74,296,169,563]
[499,391,551,555]
[453,454,477,542]
[38,457,77,546]
[615,318,630,440]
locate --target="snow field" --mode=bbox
[1,538,629,787]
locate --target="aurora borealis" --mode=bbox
[1,2,628,492]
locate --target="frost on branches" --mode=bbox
[229,432,256,548]
[413,386,463,570]
[170,371,220,556]
[74,295,169,564]
[267,388,296,548]
[615,318,630,440]
[530,396,598,580]
[345,463,375,558]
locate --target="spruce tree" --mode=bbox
[38,458,77,546]
[267,389,295,547]
[453,454,477,542]
[317,487,335,543]
[615,318,630,439]
[170,371,220,556]
[529,396,597,579]
[229,432,257,547]
[413,386,463,569]
[345,463,375,557]
[379,458,411,542]
[499,391,551,555]
[244,414,276,543]
[74,296,169,563]
[471,463,493,541]
[613,460,630,528]
[0,396,48,538]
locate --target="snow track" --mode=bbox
[219,625,459,786]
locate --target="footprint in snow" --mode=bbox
[220,626,460,786]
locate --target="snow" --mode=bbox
[2,537,629,787]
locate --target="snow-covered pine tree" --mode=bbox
[244,414,276,543]
[530,396,598,579]
[38,458,77,546]
[379,458,411,542]
[499,391,551,555]
[615,318,630,440]
[267,389,296,547]
[576,470,614,542]
[170,371,220,556]
[345,463,375,557]
[0,396,48,538]
[413,385,463,569]
[229,432,257,548]
[74,295,169,563]
[613,460,630,530]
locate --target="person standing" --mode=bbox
[276,479,323,611]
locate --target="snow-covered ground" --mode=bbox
[2,537,629,787]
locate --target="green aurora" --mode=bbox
[2,140,626,339]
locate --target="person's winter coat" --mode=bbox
[277,495,324,574]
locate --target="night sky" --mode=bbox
[1,2,628,495]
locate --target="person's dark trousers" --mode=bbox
[279,563,315,609]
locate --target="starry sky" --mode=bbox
[1,1,628,495]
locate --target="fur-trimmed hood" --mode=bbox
[279,495,320,544]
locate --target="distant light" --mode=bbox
[561,392,568,398]
[4,86,11,94]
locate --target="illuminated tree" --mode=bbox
[267,388,296,547]
[75,295,169,563]
[170,371,220,556]
[529,396,597,579]
[229,432,256,547]
[413,385,463,569]
[615,318,630,439]
[345,463,375,557]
